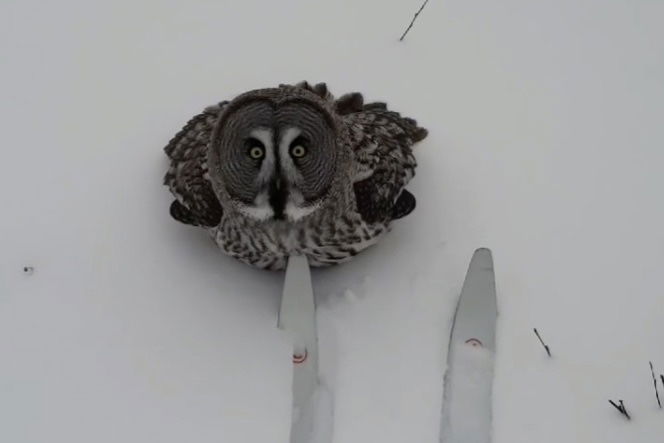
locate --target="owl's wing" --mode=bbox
[163,102,227,227]
[343,94,428,224]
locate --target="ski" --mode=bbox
[278,255,324,443]
[440,248,498,443]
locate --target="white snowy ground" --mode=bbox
[2,0,663,442]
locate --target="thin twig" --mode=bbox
[399,0,431,41]
[609,399,631,420]
[533,328,552,357]
[620,401,631,420]
[650,362,662,408]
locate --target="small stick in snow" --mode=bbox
[399,0,430,42]
[619,400,631,420]
[650,362,662,408]
[609,399,631,420]
[533,328,552,357]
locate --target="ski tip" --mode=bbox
[471,248,494,266]
[474,247,492,256]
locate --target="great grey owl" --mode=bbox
[164,81,428,270]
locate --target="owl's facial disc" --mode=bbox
[216,99,336,223]
[234,128,276,221]
[240,126,325,222]
[275,127,322,221]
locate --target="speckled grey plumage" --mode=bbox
[164,82,428,270]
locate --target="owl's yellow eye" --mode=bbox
[248,145,265,159]
[290,145,307,158]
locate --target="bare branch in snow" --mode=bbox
[399,0,431,42]
[533,328,552,357]
[650,361,662,408]
[609,399,631,420]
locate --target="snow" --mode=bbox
[1,0,664,442]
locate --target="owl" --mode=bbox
[164,82,428,270]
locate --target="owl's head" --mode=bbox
[207,86,344,223]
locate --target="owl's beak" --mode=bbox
[268,176,288,220]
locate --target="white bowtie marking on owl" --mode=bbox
[164,82,428,270]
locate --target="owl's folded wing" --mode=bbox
[163,103,227,227]
[344,101,427,224]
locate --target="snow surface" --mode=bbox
[2,0,664,442]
